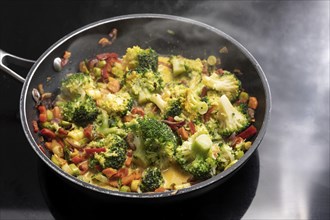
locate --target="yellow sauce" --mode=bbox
[162,164,191,188]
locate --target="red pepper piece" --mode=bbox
[40,128,56,139]
[237,125,257,140]
[188,121,196,134]
[85,147,106,155]
[96,52,118,60]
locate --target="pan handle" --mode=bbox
[0,49,35,83]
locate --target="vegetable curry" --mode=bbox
[33,46,258,193]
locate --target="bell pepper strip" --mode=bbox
[121,173,136,186]
[71,155,85,165]
[188,121,196,135]
[96,52,118,60]
[85,147,106,155]
[40,128,56,139]
[38,105,47,123]
[236,125,257,140]
[58,128,68,136]
[78,160,89,174]
[32,120,39,133]
[83,124,93,140]
[203,105,215,122]
[102,167,118,179]
[38,144,46,155]
[113,168,128,178]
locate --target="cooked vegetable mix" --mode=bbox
[34,46,258,193]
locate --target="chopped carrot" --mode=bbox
[131,107,145,117]
[124,156,132,167]
[248,97,258,109]
[121,174,136,186]
[154,187,166,192]
[122,115,134,123]
[38,105,46,114]
[39,113,47,123]
[107,77,121,93]
[177,127,189,140]
[108,180,119,188]
[53,106,61,119]
[114,168,128,178]
[44,142,52,151]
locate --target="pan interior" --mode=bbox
[20,15,270,199]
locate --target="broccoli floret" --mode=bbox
[87,133,127,149]
[97,91,133,115]
[61,96,99,127]
[94,145,127,169]
[132,118,177,169]
[61,73,96,99]
[216,143,236,171]
[140,167,164,192]
[170,56,203,77]
[123,46,159,73]
[88,133,128,170]
[175,127,216,180]
[165,99,182,118]
[124,70,163,104]
[137,48,158,73]
[202,71,241,101]
[93,110,127,137]
[184,88,208,119]
[215,94,250,136]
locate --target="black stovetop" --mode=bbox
[1,1,329,219]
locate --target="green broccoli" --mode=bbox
[92,111,127,137]
[184,88,208,119]
[137,48,159,73]
[60,73,96,99]
[88,133,128,170]
[140,167,164,192]
[132,118,177,169]
[170,56,203,77]
[124,70,163,104]
[97,91,133,116]
[94,146,127,170]
[147,94,186,120]
[215,94,250,136]
[87,133,127,149]
[175,128,216,180]
[202,71,241,101]
[61,95,99,127]
[165,99,182,118]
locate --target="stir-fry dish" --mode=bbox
[33,46,258,193]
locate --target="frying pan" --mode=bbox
[0,14,271,202]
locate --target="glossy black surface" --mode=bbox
[0,1,329,219]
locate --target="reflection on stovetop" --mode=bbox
[38,151,259,220]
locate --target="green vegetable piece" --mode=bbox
[192,134,212,157]
[171,56,186,76]
[140,167,164,192]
